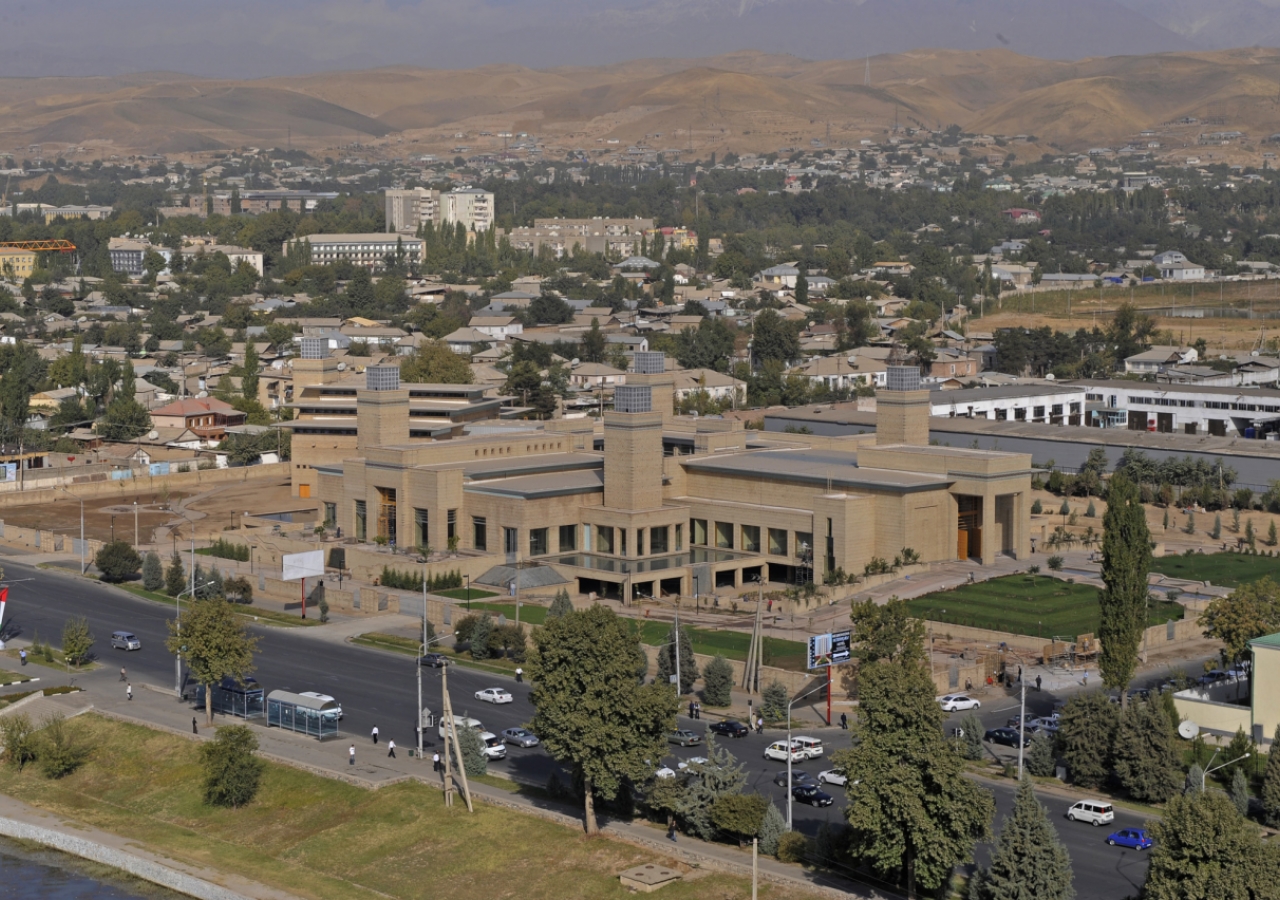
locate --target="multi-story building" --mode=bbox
[108,237,172,277]
[1077,380,1280,437]
[442,188,494,233]
[181,240,265,276]
[302,361,1032,597]
[287,234,424,271]
[0,248,36,280]
[385,188,441,234]
[209,190,338,217]
[505,217,652,259]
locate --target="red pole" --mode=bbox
[301,576,306,619]
[826,664,832,726]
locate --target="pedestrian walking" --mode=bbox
[371,725,379,745]
[965,678,972,691]
[693,701,701,720]
[120,666,127,682]
[689,700,695,718]
[19,649,26,666]
[667,822,678,843]
[432,751,441,772]
[515,667,523,683]
[349,745,355,766]
[126,683,132,701]
[387,740,396,759]
[1018,666,1023,683]
[192,717,198,735]
[1035,674,1042,692]
[756,715,763,735]
[1083,669,1089,687]
[840,712,848,730]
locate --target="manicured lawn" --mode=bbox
[434,587,499,602]
[0,716,810,900]
[1150,551,1279,588]
[905,575,1184,639]
[460,601,548,625]
[635,621,808,671]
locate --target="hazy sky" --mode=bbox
[0,0,1262,79]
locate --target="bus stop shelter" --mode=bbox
[266,690,340,740]
[194,677,265,720]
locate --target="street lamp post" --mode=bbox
[171,508,199,694]
[787,678,827,830]
[1202,749,1251,791]
[58,487,85,575]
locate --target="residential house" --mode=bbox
[1124,346,1198,375]
[568,363,626,391]
[1153,251,1206,281]
[149,397,247,441]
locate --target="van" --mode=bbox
[1066,800,1115,826]
[793,736,824,759]
[479,732,507,760]
[298,691,343,719]
[110,631,141,651]
[438,715,484,740]
[763,740,804,762]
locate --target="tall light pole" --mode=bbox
[1202,749,1251,791]
[134,500,139,547]
[171,507,198,694]
[58,487,85,574]
[787,678,826,830]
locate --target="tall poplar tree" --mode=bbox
[1098,472,1151,703]
[970,777,1074,900]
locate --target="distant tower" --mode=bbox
[876,366,930,447]
[864,58,870,87]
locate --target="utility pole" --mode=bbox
[1017,661,1027,779]
[439,662,473,811]
[134,501,139,547]
[418,575,427,762]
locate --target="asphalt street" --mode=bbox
[1,556,1150,900]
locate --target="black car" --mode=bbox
[708,720,750,738]
[773,770,816,787]
[419,653,450,667]
[792,783,834,807]
[985,727,1031,748]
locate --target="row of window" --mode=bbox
[689,519,811,558]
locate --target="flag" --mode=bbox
[0,586,8,634]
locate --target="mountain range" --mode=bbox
[4,46,1280,156]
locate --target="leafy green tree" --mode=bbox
[1199,577,1280,668]
[60,617,94,668]
[37,714,88,779]
[711,793,769,843]
[0,713,37,770]
[1113,698,1182,802]
[165,552,186,597]
[676,733,746,839]
[794,268,808,305]
[759,800,786,856]
[1211,514,1222,540]
[970,777,1074,900]
[655,621,698,694]
[142,551,164,591]
[835,599,993,896]
[701,655,734,707]
[1026,731,1057,778]
[547,588,574,619]
[761,679,788,722]
[1056,691,1119,789]
[450,723,488,777]
[528,605,679,832]
[400,340,473,383]
[1098,473,1151,701]
[672,317,736,372]
[580,318,607,364]
[469,612,493,660]
[1262,725,1280,827]
[1143,790,1275,900]
[94,540,141,583]
[200,724,264,808]
[166,598,260,725]
[959,712,985,760]
[99,360,152,441]
[751,308,800,364]
[241,340,260,401]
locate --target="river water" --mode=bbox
[0,836,188,899]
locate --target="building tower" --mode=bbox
[876,365,930,446]
[603,384,664,511]
[356,365,410,452]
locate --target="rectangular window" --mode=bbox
[354,500,367,541]
[636,528,646,557]
[473,516,487,551]
[530,527,548,557]
[323,502,336,528]
[597,525,614,554]
[650,525,669,554]
[559,524,576,552]
[691,519,708,545]
[447,509,457,541]
[675,523,683,551]
[796,531,813,561]
[715,521,733,549]
[620,529,627,556]
[768,528,788,556]
[504,527,518,555]
[741,524,760,553]
[414,508,429,549]
[825,517,835,577]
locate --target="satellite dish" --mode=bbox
[570,358,580,367]
[1178,720,1199,740]
[196,390,208,399]
[336,362,347,371]
[147,430,159,441]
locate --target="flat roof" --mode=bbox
[931,384,1085,403]
[1070,379,1280,400]
[464,469,604,499]
[682,448,949,492]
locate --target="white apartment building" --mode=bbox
[290,234,424,270]
[385,187,493,234]
[1077,381,1280,437]
[443,188,494,233]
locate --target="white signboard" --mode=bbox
[282,550,324,581]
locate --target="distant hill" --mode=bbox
[5,47,1280,156]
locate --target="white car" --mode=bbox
[763,740,804,762]
[818,769,848,786]
[938,694,981,712]
[677,756,709,770]
[475,687,513,704]
[298,691,343,719]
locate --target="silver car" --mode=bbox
[110,631,141,651]
[502,727,539,748]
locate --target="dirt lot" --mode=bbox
[0,476,309,547]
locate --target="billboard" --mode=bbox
[282,550,324,581]
[806,630,852,670]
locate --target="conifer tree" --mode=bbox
[547,588,574,619]
[165,552,186,597]
[1026,730,1057,777]
[969,777,1074,900]
[1262,724,1280,827]
[142,551,164,592]
[1098,473,1151,702]
[1057,691,1119,789]
[1112,698,1182,802]
[655,621,698,694]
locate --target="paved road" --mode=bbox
[2,557,1150,900]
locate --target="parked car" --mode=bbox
[669,730,702,747]
[792,736,824,759]
[818,769,848,786]
[708,720,750,738]
[791,783,834,807]
[298,691,343,719]
[1006,714,1041,729]
[677,757,709,771]
[939,694,981,712]
[1067,800,1115,826]
[773,770,816,787]
[501,727,539,748]
[1198,669,1228,686]
[475,687,513,704]
[110,631,141,651]
[764,740,804,762]
[1107,828,1153,850]
[419,653,449,667]
[984,727,1031,748]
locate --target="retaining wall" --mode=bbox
[0,463,290,508]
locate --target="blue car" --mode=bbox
[1107,828,1153,850]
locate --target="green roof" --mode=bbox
[1249,632,1280,650]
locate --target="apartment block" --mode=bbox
[506,217,653,259]
[288,234,425,270]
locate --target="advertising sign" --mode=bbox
[806,630,852,670]
[282,550,324,581]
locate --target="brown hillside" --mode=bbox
[6,48,1280,156]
